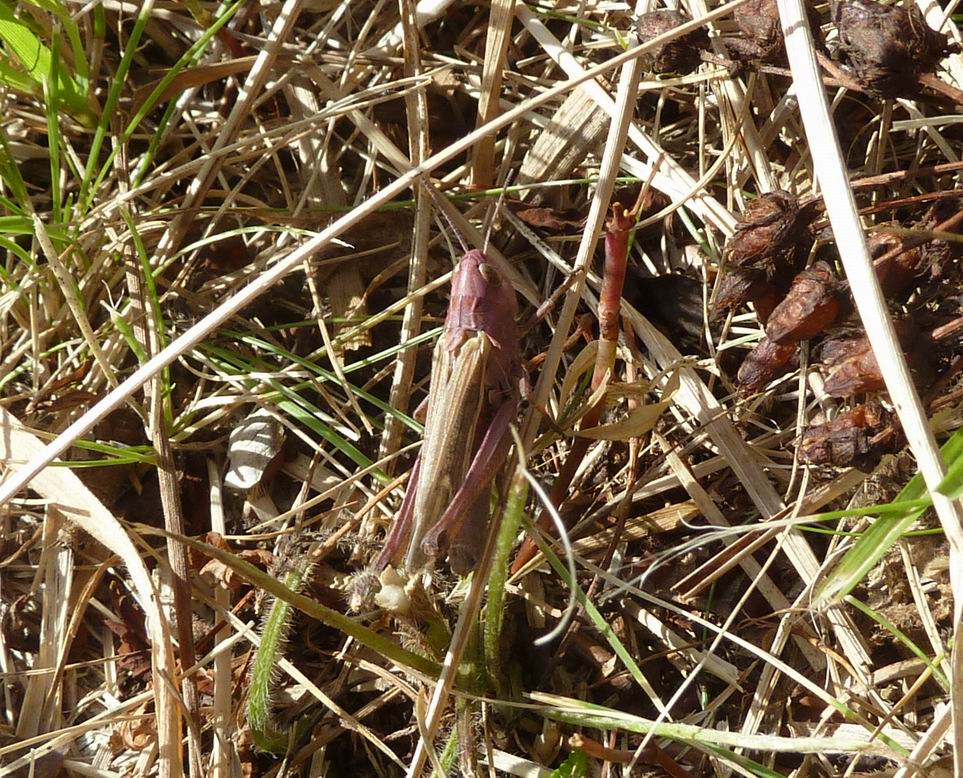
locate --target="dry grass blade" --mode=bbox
[471,0,516,188]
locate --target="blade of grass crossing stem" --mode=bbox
[122,208,170,351]
[526,517,669,716]
[844,595,949,689]
[813,428,963,607]
[137,527,442,677]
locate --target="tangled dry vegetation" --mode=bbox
[4,0,963,776]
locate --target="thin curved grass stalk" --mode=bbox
[484,462,529,690]
[248,559,310,754]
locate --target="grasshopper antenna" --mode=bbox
[482,170,514,255]
[424,181,471,258]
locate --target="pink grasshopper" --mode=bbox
[374,250,520,577]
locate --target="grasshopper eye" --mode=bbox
[478,263,501,286]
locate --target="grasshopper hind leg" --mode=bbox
[447,490,490,575]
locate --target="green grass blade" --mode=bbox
[530,519,666,708]
[0,1,89,122]
[0,131,30,211]
[42,22,62,222]
[484,464,529,688]
[844,595,948,688]
[78,0,154,212]
[937,430,963,497]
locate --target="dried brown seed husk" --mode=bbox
[800,401,901,471]
[819,321,927,397]
[726,0,821,63]
[725,190,811,270]
[833,0,951,99]
[737,337,798,392]
[714,265,769,311]
[716,190,815,320]
[766,261,842,344]
[724,189,812,291]
[869,230,923,299]
[636,10,710,74]
[820,334,884,396]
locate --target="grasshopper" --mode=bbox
[374,250,520,579]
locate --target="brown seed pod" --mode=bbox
[737,337,798,392]
[833,0,951,99]
[725,0,821,63]
[869,230,924,300]
[715,190,814,320]
[726,190,807,268]
[766,261,842,344]
[820,333,884,396]
[819,321,927,397]
[636,10,710,74]
[714,265,770,313]
[800,401,901,471]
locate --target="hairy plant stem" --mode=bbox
[248,563,307,753]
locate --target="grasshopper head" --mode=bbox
[447,250,519,388]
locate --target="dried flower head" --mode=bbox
[800,401,901,471]
[869,230,924,299]
[766,261,842,344]
[637,10,710,74]
[819,321,927,397]
[725,0,820,63]
[833,0,951,99]
[716,190,814,319]
[727,190,809,268]
[737,337,798,392]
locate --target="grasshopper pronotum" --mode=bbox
[374,250,520,581]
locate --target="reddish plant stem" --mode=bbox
[511,205,634,574]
